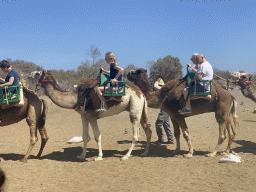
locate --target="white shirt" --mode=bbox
[196,61,213,90]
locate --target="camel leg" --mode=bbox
[121,115,139,160]
[171,118,181,155]
[140,117,152,157]
[222,116,236,155]
[206,115,227,157]
[180,127,194,157]
[35,125,49,159]
[89,117,103,161]
[22,105,38,162]
[77,115,90,160]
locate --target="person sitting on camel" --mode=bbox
[96,52,123,112]
[179,53,213,114]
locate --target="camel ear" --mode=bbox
[249,75,253,81]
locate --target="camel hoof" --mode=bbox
[220,151,228,156]
[140,152,148,157]
[121,156,129,161]
[94,156,103,161]
[183,153,193,158]
[205,153,215,157]
[77,154,85,160]
[20,158,28,163]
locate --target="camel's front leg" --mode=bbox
[89,117,103,161]
[77,115,90,160]
[180,127,194,158]
[171,118,181,155]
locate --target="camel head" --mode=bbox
[230,71,253,89]
[229,71,249,81]
[127,68,152,92]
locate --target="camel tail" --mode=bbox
[141,97,149,128]
[231,99,239,127]
[39,98,48,128]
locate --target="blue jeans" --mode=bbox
[155,110,174,142]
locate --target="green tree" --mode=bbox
[123,64,137,80]
[148,55,183,84]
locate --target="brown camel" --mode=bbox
[230,72,256,103]
[127,68,239,157]
[33,70,152,161]
[0,87,48,162]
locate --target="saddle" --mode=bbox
[0,83,25,109]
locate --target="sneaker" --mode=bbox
[155,140,164,145]
[166,140,174,144]
[178,107,192,114]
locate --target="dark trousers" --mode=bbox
[155,110,174,142]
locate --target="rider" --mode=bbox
[0,60,19,93]
[96,52,123,112]
[179,53,213,114]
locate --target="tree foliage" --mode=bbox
[148,55,183,84]
[123,64,137,80]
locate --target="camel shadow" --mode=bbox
[242,120,256,122]
[117,140,211,158]
[0,153,24,161]
[232,140,256,155]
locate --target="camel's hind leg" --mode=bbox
[140,99,152,157]
[89,116,103,161]
[222,115,236,155]
[206,114,227,157]
[121,113,140,161]
[35,99,49,159]
[140,117,152,157]
[77,114,90,160]
[22,105,39,162]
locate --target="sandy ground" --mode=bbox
[0,89,256,192]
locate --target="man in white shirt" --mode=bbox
[179,54,213,114]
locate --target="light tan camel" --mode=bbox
[33,70,152,161]
[230,72,256,103]
[127,68,239,157]
[0,87,48,162]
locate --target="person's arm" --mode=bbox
[0,78,5,82]
[100,67,110,74]
[0,76,14,87]
[113,66,123,80]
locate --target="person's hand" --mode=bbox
[187,63,191,67]
[110,79,118,85]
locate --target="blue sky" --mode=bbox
[1,0,255,75]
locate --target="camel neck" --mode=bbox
[43,83,78,109]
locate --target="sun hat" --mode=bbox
[158,78,165,86]
[190,53,199,60]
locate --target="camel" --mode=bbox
[127,68,239,157]
[0,87,48,162]
[230,72,256,103]
[33,70,152,161]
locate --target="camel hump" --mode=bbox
[77,79,99,93]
